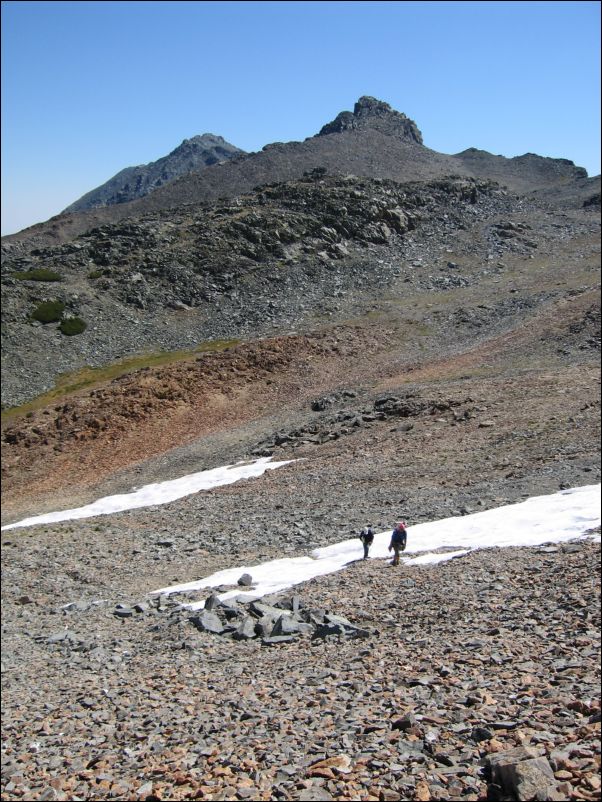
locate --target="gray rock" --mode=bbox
[250,601,292,619]
[254,618,275,639]
[298,783,334,800]
[204,592,222,611]
[397,739,426,760]
[504,757,559,801]
[490,719,521,730]
[189,610,224,634]
[472,726,494,742]
[313,623,347,638]
[47,630,76,644]
[262,635,298,646]
[136,781,154,798]
[487,747,559,800]
[232,616,257,640]
[324,612,357,629]
[271,614,313,637]
[392,713,417,731]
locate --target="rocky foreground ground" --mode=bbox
[2,316,600,802]
[1,522,600,802]
[2,292,600,801]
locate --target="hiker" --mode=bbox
[388,521,407,566]
[359,526,375,559]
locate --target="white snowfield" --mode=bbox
[0,457,293,531]
[1,457,599,609]
[153,483,601,609]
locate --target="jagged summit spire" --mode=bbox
[353,96,393,116]
[317,96,423,144]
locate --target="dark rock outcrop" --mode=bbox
[318,95,423,144]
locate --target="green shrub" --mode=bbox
[59,316,87,336]
[31,300,65,323]
[13,269,62,282]
[88,269,109,280]
[303,166,327,179]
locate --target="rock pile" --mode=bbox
[252,394,468,456]
[116,589,372,646]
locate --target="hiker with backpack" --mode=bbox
[359,526,375,559]
[388,521,407,566]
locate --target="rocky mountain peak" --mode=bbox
[63,133,245,213]
[179,133,231,148]
[318,96,423,144]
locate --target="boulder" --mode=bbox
[189,610,224,635]
[487,747,559,801]
[271,614,313,637]
[232,616,257,640]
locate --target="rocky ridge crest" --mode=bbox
[3,96,594,250]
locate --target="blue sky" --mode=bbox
[2,0,600,235]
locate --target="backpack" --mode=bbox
[392,525,407,547]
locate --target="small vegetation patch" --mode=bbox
[59,317,87,336]
[31,300,65,324]
[88,269,109,279]
[13,268,62,282]
[1,339,240,420]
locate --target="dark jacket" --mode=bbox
[360,527,374,544]
[391,525,407,546]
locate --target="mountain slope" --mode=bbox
[63,133,245,212]
[2,165,600,408]
[1,96,599,502]
[2,96,592,249]
[1,96,600,802]
[1,160,599,518]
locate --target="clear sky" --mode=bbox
[2,0,600,235]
